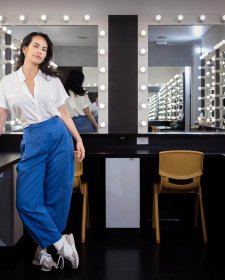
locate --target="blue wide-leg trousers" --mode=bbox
[16,117,74,248]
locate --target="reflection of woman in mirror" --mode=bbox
[64,69,98,133]
[0,32,85,271]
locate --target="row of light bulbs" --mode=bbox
[151,14,225,23]
[0,14,93,24]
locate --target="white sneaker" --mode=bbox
[57,234,79,269]
[32,249,57,272]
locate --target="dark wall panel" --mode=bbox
[108,15,138,133]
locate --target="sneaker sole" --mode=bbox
[32,258,55,272]
[66,234,79,269]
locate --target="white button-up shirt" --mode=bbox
[0,67,68,127]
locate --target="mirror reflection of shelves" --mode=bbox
[199,40,225,129]
[148,73,184,122]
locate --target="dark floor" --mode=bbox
[0,219,225,280]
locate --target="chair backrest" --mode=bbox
[74,151,83,188]
[159,150,204,190]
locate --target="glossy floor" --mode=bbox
[0,221,224,280]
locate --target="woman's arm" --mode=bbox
[83,107,98,131]
[58,104,85,161]
[0,108,8,136]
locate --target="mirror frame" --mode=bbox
[138,14,225,133]
[1,14,108,133]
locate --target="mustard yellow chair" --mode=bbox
[74,151,90,243]
[152,150,207,243]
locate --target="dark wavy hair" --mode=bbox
[64,69,86,96]
[14,32,61,78]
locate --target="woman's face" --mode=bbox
[22,35,48,66]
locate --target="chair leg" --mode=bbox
[81,182,88,243]
[194,193,199,228]
[153,184,160,243]
[152,186,155,229]
[198,186,208,243]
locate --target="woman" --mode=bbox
[64,69,98,132]
[0,32,85,271]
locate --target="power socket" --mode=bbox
[136,137,149,145]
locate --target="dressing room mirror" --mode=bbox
[148,25,225,132]
[1,25,98,133]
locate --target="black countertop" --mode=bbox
[0,153,20,172]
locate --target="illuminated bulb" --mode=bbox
[100,122,106,128]
[140,30,147,37]
[99,30,106,37]
[6,29,11,34]
[155,15,162,22]
[140,103,147,109]
[140,120,147,127]
[99,85,106,91]
[99,49,106,55]
[10,60,15,64]
[99,67,106,73]
[140,85,147,91]
[176,14,184,22]
[19,15,28,23]
[198,15,206,23]
[140,66,146,73]
[99,103,105,109]
[140,48,147,55]
[2,26,7,32]
[84,14,90,21]
[220,15,225,23]
[0,15,6,23]
[63,15,70,22]
[41,14,48,23]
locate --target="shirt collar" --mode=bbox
[18,66,42,82]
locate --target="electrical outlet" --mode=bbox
[136,137,149,145]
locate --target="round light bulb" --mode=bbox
[99,103,105,109]
[140,103,147,109]
[41,15,47,22]
[84,14,90,21]
[100,85,106,91]
[140,48,147,55]
[155,15,162,22]
[140,120,147,127]
[99,67,106,73]
[140,30,147,37]
[99,49,106,55]
[99,30,106,37]
[140,85,147,91]
[140,67,146,73]
[100,122,106,128]
[63,15,70,22]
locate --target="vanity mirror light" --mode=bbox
[138,14,225,133]
[0,14,108,133]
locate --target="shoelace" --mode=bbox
[40,251,54,265]
[56,254,65,269]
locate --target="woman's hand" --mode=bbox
[76,139,85,161]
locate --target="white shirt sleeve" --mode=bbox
[54,78,69,107]
[0,79,9,110]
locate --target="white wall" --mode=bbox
[1,0,224,14]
